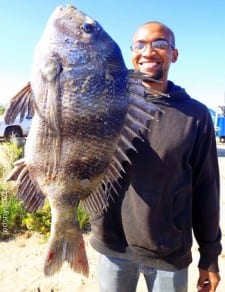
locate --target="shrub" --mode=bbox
[0,142,90,238]
[0,191,27,238]
[22,202,51,237]
[0,106,5,116]
[22,202,90,237]
[0,142,25,238]
[77,204,90,231]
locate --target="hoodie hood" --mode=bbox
[167,81,191,101]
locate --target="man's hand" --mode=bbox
[197,269,220,291]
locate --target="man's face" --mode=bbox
[131,23,178,83]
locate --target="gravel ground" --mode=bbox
[0,143,224,291]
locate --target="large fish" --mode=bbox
[4,4,164,276]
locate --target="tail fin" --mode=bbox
[44,231,89,277]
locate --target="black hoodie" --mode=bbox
[90,81,222,272]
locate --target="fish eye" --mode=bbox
[81,23,94,33]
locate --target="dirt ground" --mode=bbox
[0,231,224,292]
[0,146,224,292]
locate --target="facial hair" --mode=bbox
[151,68,163,80]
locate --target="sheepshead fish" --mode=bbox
[4,4,164,276]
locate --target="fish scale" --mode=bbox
[4,4,164,277]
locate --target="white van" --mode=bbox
[0,114,32,141]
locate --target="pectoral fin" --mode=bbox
[7,158,45,212]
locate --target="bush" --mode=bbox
[0,142,90,239]
[0,192,27,237]
[22,202,90,237]
[0,142,25,239]
[22,202,51,237]
[77,204,90,231]
[0,106,5,116]
[0,142,23,179]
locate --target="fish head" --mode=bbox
[29,4,130,186]
[35,4,127,74]
[31,4,129,139]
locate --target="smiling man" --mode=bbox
[131,22,178,93]
[90,22,222,292]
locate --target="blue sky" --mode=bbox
[1,0,225,110]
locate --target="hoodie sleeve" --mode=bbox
[191,107,222,272]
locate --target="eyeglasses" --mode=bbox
[130,40,174,53]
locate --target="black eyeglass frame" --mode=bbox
[130,39,175,52]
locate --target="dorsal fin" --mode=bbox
[81,72,164,217]
[4,82,34,124]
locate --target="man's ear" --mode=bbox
[172,49,178,63]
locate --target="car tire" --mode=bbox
[219,136,225,143]
[4,127,22,142]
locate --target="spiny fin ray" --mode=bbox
[6,158,45,212]
[4,82,34,124]
[81,72,164,217]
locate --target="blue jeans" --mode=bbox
[97,255,188,292]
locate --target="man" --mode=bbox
[90,21,222,292]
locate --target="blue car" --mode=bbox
[208,107,225,143]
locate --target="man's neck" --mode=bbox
[143,80,168,93]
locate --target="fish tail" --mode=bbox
[44,231,89,277]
